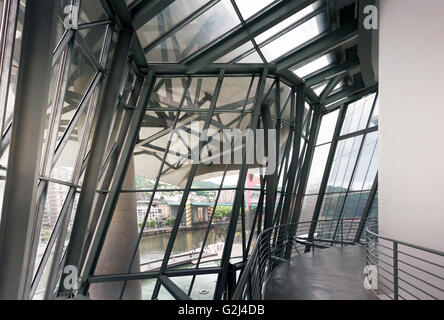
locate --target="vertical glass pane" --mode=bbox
[326,135,363,193]
[341,93,376,136]
[317,109,338,145]
[305,143,330,194]
[351,131,378,191]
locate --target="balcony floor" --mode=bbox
[264,245,377,300]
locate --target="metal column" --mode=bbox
[0,0,59,300]
[60,30,134,296]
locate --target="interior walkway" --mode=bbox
[264,245,377,300]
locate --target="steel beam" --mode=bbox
[358,0,377,87]
[276,21,359,71]
[319,74,344,103]
[159,275,192,300]
[88,267,222,283]
[103,0,147,70]
[60,30,134,296]
[184,0,318,73]
[0,0,58,300]
[263,98,277,230]
[0,0,19,147]
[324,81,366,106]
[131,0,175,30]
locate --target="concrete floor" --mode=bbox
[264,245,377,300]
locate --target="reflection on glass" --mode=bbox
[350,131,378,191]
[235,0,275,20]
[237,51,263,63]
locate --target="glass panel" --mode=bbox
[299,194,317,222]
[145,0,240,63]
[77,24,107,60]
[234,0,275,20]
[136,0,210,49]
[214,41,254,63]
[216,77,254,110]
[368,96,379,127]
[317,109,338,145]
[57,42,96,143]
[292,52,335,78]
[341,93,376,136]
[79,0,107,24]
[305,143,330,195]
[326,135,363,193]
[254,2,321,44]
[237,50,263,63]
[260,12,327,62]
[350,131,378,191]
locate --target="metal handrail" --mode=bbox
[232,217,375,300]
[366,225,444,257]
[365,225,444,300]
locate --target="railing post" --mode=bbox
[393,241,399,300]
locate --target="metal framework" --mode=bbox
[0,0,379,300]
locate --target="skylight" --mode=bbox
[260,12,327,62]
[234,0,276,20]
[292,52,335,78]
